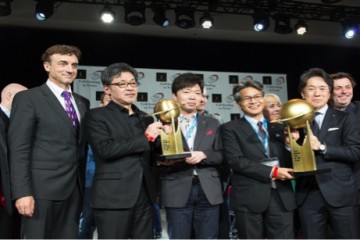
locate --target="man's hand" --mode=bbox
[274,168,294,181]
[15,196,35,217]
[185,151,206,165]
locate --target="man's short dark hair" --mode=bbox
[41,44,81,62]
[233,80,264,103]
[298,68,333,94]
[101,62,138,86]
[330,72,357,88]
[171,73,204,94]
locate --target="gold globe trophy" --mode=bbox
[274,99,330,177]
[153,99,191,160]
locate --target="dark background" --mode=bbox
[1,26,359,100]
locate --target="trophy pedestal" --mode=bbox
[160,152,191,160]
[292,168,331,177]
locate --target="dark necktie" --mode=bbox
[311,112,321,136]
[61,91,80,129]
[257,121,266,141]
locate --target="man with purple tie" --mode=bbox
[8,44,89,239]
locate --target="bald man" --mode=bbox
[0,83,27,238]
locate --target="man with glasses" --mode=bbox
[296,68,360,238]
[84,62,164,239]
[220,80,296,239]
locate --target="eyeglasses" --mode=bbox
[240,94,263,103]
[109,82,139,88]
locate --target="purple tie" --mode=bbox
[61,91,79,129]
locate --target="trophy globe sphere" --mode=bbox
[154,99,181,123]
[278,99,314,129]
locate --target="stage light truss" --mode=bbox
[44,0,360,23]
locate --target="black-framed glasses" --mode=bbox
[109,82,139,88]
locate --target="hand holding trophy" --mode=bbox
[152,99,191,160]
[273,99,331,177]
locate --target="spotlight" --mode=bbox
[153,6,169,28]
[0,0,11,17]
[253,15,269,32]
[124,3,145,26]
[274,15,293,34]
[175,7,195,29]
[200,12,214,29]
[100,4,115,23]
[35,0,54,21]
[294,20,308,35]
[342,22,359,39]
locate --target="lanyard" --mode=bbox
[185,114,198,141]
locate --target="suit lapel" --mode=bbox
[40,84,77,136]
[239,117,266,154]
[193,113,206,150]
[319,108,336,140]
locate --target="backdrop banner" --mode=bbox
[74,66,287,123]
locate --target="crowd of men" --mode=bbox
[0,44,359,239]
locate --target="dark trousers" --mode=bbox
[21,184,81,239]
[78,187,96,239]
[153,202,162,233]
[94,185,153,239]
[165,183,220,239]
[298,189,360,239]
[235,189,294,239]
[0,206,21,239]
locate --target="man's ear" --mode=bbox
[43,62,50,72]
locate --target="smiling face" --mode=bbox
[173,84,202,115]
[332,77,353,108]
[301,76,330,110]
[104,71,138,109]
[263,96,282,121]
[43,53,79,90]
[238,87,265,120]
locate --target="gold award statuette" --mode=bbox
[153,99,191,160]
[274,99,331,177]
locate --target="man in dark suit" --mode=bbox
[296,68,360,238]
[0,83,27,238]
[84,62,164,239]
[220,80,296,239]
[159,73,224,239]
[8,45,89,239]
[330,72,360,189]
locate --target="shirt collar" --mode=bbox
[315,104,328,115]
[0,104,10,118]
[46,79,73,98]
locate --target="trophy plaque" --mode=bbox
[153,99,191,160]
[274,99,331,177]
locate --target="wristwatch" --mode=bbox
[319,143,327,154]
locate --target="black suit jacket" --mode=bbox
[9,84,89,201]
[0,109,11,213]
[296,107,360,207]
[344,101,360,190]
[84,102,156,209]
[220,117,296,213]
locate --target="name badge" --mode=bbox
[260,157,279,167]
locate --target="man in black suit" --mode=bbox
[0,83,27,238]
[9,45,89,238]
[84,62,164,239]
[296,68,360,238]
[220,80,296,239]
[330,72,360,190]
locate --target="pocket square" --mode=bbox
[328,127,339,131]
[206,129,214,136]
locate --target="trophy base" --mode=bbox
[292,168,332,177]
[160,152,192,160]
